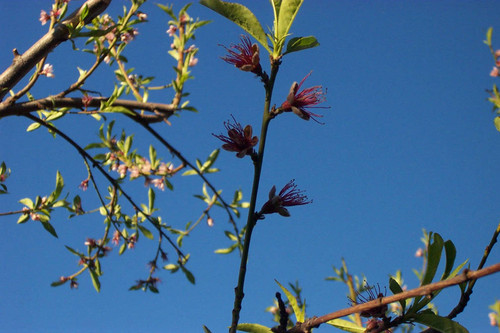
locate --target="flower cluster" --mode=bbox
[220,35,263,75]
[279,72,327,122]
[259,180,312,217]
[213,115,258,158]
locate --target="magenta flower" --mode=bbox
[280,72,327,122]
[220,35,262,75]
[259,179,312,217]
[213,115,258,158]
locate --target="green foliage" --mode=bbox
[200,0,270,53]
[326,319,364,333]
[236,323,273,333]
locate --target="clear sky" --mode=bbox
[1,1,499,332]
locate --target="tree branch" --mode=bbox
[304,262,500,330]
[0,0,111,102]
[0,96,176,121]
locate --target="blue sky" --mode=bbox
[1,1,499,332]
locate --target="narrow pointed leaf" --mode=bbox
[326,319,365,333]
[412,313,468,333]
[236,323,273,333]
[275,279,304,322]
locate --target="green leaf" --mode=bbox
[326,318,365,333]
[485,27,493,46]
[284,36,319,55]
[422,233,444,286]
[17,213,30,224]
[19,198,34,208]
[148,187,155,212]
[274,0,304,55]
[181,266,195,284]
[138,224,154,240]
[199,0,271,53]
[64,245,81,256]
[41,221,58,238]
[441,240,456,280]
[26,122,41,132]
[48,171,64,203]
[182,169,197,176]
[89,268,101,292]
[214,244,237,254]
[236,323,273,333]
[389,277,406,313]
[412,313,468,333]
[494,117,500,132]
[275,280,304,322]
[202,325,213,333]
[101,106,135,116]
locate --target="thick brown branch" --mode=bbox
[305,262,500,330]
[0,0,111,102]
[0,97,175,120]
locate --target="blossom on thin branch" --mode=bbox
[40,64,54,78]
[213,115,258,158]
[259,179,312,217]
[279,72,327,123]
[220,35,263,76]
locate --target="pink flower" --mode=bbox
[259,179,312,217]
[117,164,128,178]
[112,230,120,246]
[40,10,50,25]
[491,66,499,77]
[79,178,89,191]
[82,95,93,108]
[136,12,147,21]
[220,35,262,75]
[40,64,54,78]
[151,178,165,191]
[189,57,198,67]
[167,25,177,36]
[415,248,424,257]
[128,234,137,249]
[280,72,327,122]
[495,50,500,67]
[213,115,258,158]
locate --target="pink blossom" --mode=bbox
[157,162,172,175]
[39,10,50,25]
[189,57,198,67]
[167,25,177,36]
[136,12,147,21]
[111,230,120,246]
[128,234,137,249]
[151,178,165,191]
[259,180,311,217]
[495,50,500,67]
[79,178,89,191]
[82,95,93,108]
[213,115,258,158]
[117,164,128,178]
[129,166,140,179]
[220,35,262,75]
[415,248,424,257]
[280,72,327,123]
[40,63,54,78]
[491,67,499,77]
